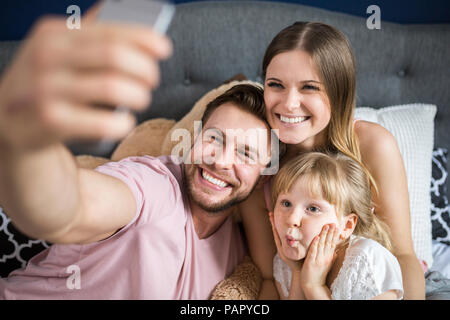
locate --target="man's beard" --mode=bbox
[184,165,257,213]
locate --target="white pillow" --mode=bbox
[355,103,437,268]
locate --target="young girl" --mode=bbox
[238,21,425,299]
[269,152,403,300]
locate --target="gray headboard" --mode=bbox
[0,1,449,163]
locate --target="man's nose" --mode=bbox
[212,143,235,170]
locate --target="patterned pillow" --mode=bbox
[0,207,50,277]
[430,148,450,245]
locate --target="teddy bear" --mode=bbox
[74,76,264,300]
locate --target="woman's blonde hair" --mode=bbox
[271,152,392,252]
[262,22,378,194]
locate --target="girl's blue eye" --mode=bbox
[281,200,291,207]
[307,206,320,214]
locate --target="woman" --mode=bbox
[239,22,425,299]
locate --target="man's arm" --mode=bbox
[0,4,172,244]
[0,143,136,244]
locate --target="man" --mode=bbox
[0,8,272,299]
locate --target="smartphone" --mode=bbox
[68,0,175,157]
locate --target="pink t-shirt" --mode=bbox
[0,155,246,299]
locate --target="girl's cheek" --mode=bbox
[303,232,317,249]
[273,213,283,234]
[303,221,325,246]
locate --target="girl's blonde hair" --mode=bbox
[271,152,392,252]
[262,22,378,195]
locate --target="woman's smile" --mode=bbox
[276,113,311,126]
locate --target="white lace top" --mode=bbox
[273,236,404,300]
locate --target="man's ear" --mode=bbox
[339,213,358,240]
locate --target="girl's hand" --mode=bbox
[300,224,339,290]
[268,212,303,273]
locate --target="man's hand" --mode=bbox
[0,3,172,151]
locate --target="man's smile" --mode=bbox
[197,167,232,191]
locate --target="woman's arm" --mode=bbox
[239,186,279,299]
[356,120,425,299]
